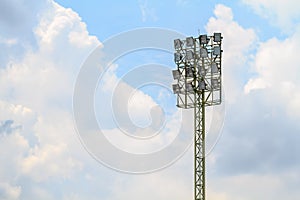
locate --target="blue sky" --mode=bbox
[55,0,282,40]
[1,0,300,199]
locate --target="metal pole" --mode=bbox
[201,89,206,200]
[194,87,206,200]
[172,33,222,200]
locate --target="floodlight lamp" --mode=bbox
[211,62,219,73]
[185,82,194,93]
[174,39,182,49]
[186,68,194,78]
[174,52,182,63]
[211,78,220,89]
[213,46,221,56]
[213,33,222,42]
[199,35,208,45]
[200,47,208,58]
[172,84,181,94]
[198,65,206,77]
[172,69,180,80]
[199,80,206,90]
[186,37,194,47]
[186,50,194,61]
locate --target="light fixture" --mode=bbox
[172,84,181,94]
[172,32,223,200]
[172,69,180,80]
[186,37,194,47]
[211,78,220,89]
[185,82,194,93]
[213,33,222,42]
[174,52,182,63]
[199,35,208,45]
[213,46,221,56]
[186,68,194,78]
[200,47,208,58]
[174,39,182,49]
[186,50,194,60]
[211,62,219,73]
[198,80,206,90]
[198,64,206,77]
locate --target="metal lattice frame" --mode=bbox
[172,33,223,200]
[194,90,205,200]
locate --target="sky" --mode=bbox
[1,0,300,199]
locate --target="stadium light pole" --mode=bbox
[172,33,223,200]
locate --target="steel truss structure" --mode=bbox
[172,33,223,200]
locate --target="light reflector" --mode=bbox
[185,82,194,93]
[213,46,221,55]
[172,69,180,80]
[198,65,206,77]
[199,80,206,90]
[211,62,219,73]
[186,37,194,47]
[186,50,194,60]
[174,39,182,49]
[214,33,222,42]
[211,78,220,89]
[200,48,208,58]
[186,68,194,78]
[199,35,208,45]
[172,84,180,94]
[174,52,182,63]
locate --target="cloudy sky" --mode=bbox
[1,0,300,199]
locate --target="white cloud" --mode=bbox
[102,110,183,154]
[244,77,270,93]
[0,0,49,67]
[35,2,98,49]
[0,121,27,199]
[106,156,193,200]
[95,63,186,154]
[0,1,100,113]
[21,143,82,182]
[208,172,300,200]
[0,129,29,179]
[213,4,233,22]
[0,0,188,198]
[0,0,100,197]
[245,28,300,117]
[206,4,257,103]
[242,0,300,30]
[0,0,299,199]
[205,4,300,200]
[0,182,21,200]
[0,9,101,188]
[112,176,190,200]
[30,186,55,200]
[0,37,18,46]
[96,62,165,132]
[127,87,158,127]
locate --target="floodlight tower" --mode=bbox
[172,33,223,200]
